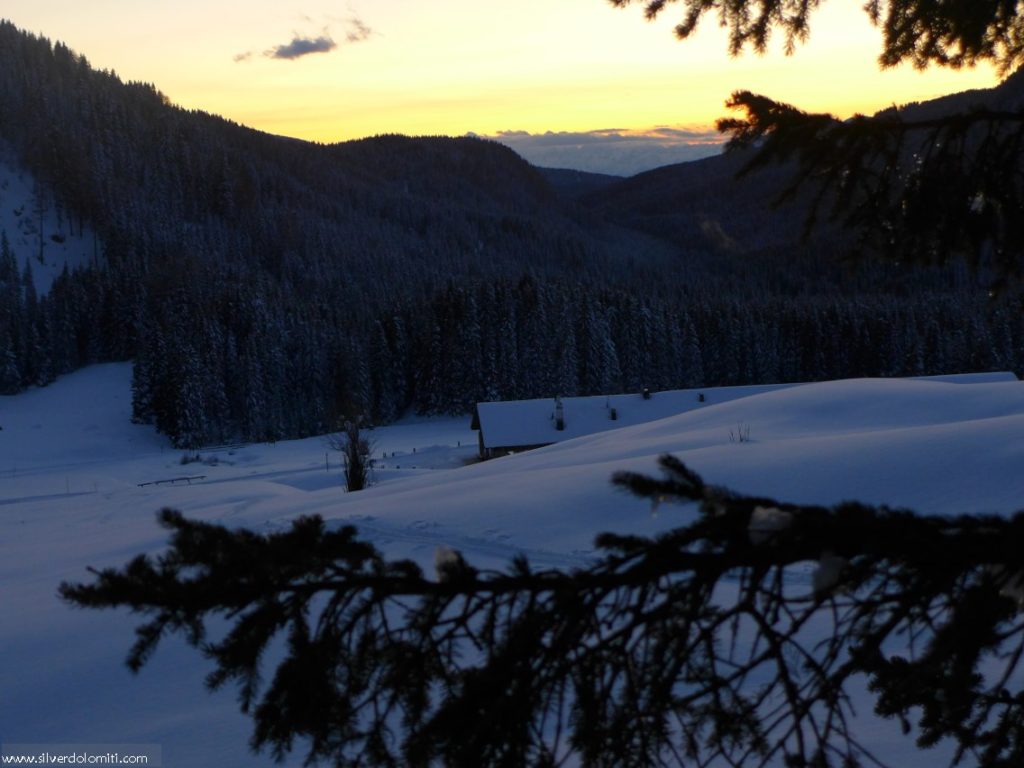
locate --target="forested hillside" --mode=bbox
[580,71,1024,270]
[1,20,1021,447]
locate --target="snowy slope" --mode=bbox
[475,371,1014,454]
[304,374,1024,562]
[475,382,801,450]
[2,365,1023,766]
[0,148,100,293]
[0,365,481,768]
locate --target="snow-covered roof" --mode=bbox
[911,371,1018,385]
[474,372,1018,452]
[475,384,796,450]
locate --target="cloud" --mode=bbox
[483,128,724,176]
[265,33,337,60]
[236,15,375,63]
[345,17,373,43]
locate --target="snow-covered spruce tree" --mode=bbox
[328,417,374,492]
[61,458,1024,766]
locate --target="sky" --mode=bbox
[2,0,1003,175]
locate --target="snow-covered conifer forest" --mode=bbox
[2,22,1023,447]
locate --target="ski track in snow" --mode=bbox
[337,514,596,571]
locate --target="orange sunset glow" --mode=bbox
[2,0,1002,171]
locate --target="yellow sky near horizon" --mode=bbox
[2,0,1002,145]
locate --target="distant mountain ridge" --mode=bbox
[577,71,1024,259]
[537,167,622,200]
[578,148,802,253]
[0,20,670,296]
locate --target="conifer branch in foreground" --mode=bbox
[62,457,1024,767]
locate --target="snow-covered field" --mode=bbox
[2,363,1023,766]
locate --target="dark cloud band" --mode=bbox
[266,34,337,60]
[485,128,723,176]
[236,15,374,63]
